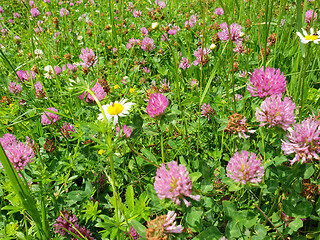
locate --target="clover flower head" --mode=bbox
[215,8,224,16]
[201,103,214,119]
[226,151,264,184]
[78,82,105,103]
[8,81,22,94]
[218,22,244,43]
[0,133,35,171]
[41,107,61,125]
[281,116,320,164]
[154,161,200,207]
[141,37,155,51]
[79,47,98,68]
[146,93,169,118]
[255,94,296,130]
[247,66,286,98]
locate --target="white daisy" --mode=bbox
[98,99,135,125]
[296,28,320,44]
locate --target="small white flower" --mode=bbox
[296,28,320,44]
[44,65,55,79]
[98,99,135,125]
[34,49,44,59]
[151,22,159,30]
[209,43,216,50]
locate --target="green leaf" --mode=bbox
[303,164,315,179]
[254,223,267,238]
[126,185,134,212]
[141,149,157,162]
[193,226,222,240]
[289,218,303,231]
[130,219,147,240]
[132,114,143,129]
[143,127,159,136]
[189,172,202,183]
[223,201,238,220]
[185,207,203,232]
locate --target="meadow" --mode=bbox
[0,0,320,239]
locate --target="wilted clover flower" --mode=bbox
[61,123,77,138]
[247,67,286,98]
[154,161,200,207]
[255,94,296,130]
[146,211,183,239]
[41,107,61,125]
[226,151,264,185]
[225,113,255,139]
[146,93,169,119]
[0,133,35,171]
[281,117,320,164]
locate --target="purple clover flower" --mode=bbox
[141,37,155,51]
[281,116,320,164]
[146,93,169,118]
[226,151,264,185]
[154,161,200,207]
[8,82,22,94]
[79,47,98,68]
[214,8,224,16]
[0,134,35,171]
[41,107,61,125]
[78,82,105,102]
[255,94,296,130]
[247,67,286,98]
[218,22,244,43]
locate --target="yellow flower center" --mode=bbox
[305,35,318,41]
[170,176,178,192]
[107,103,124,115]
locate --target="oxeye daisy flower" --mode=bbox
[296,28,320,44]
[98,99,135,125]
[154,161,200,207]
[226,151,264,185]
[281,116,320,164]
